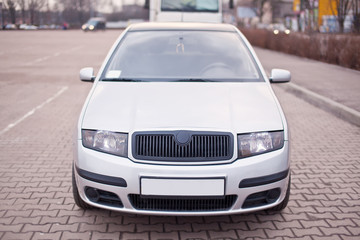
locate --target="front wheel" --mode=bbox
[72,165,92,209]
[271,173,291,211]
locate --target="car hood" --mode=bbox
[82,82,284,134]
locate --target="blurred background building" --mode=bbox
[0,0,359,33]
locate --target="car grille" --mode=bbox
[128,194,237,212]
[132,131,233,162]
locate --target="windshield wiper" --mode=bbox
[173,79,218,82]
[101,78,145,82]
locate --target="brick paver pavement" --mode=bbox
[0,31,359,239]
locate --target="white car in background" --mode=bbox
[73,22,291,215]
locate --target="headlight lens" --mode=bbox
[82,130,128,157]
[238,131,284,158]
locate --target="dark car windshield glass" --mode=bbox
[161,0,219,12]
[102,30,263,82]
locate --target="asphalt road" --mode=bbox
[0,30,359,239]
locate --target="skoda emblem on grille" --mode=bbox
[176,131,191,145]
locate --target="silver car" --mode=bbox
[73,22,291,215]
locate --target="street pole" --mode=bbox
[0,1,3,29]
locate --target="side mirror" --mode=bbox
[269,69,291,83]
[80,67,95,82]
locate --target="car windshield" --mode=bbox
[161,0,219,12]
[87,20,98,25]
[102,30,263,82]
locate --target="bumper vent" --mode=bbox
[132,131,233,162]
[242,188,281,209]
[129,194,237,212]
[85,187,123,208]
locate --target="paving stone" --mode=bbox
[136,223,163,232]
[192,222,220,232]
[39,216,69,225]
[208,229,238,239]
[247,221,276,231]
[4,210,32,218]
[61,231,91,240]
[150,231,180,240]
[236,229,267,239]
[11,217,42,226]
[273,220,302,230]
[107,223,136,233]
[204,215,231,224]
[292,227,323,238]
[265,228,295,238]
[164,223,192,232]
[220,222,248,231]
[94,216,123,225]
[32,232,62,240]
[90,232,120,240]
[179,230,208,240]
[49,223,79,233]
[68,216,95,224]
[2,232,33,239]
[150,216,178,225]
[123,215,150,225]
[0,223,24,232]
[319,226,351,236]
[21,223,52,233]
[300,220,330,228]
[121,232,150,240]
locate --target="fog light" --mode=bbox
[266,188,281,203]
[85,187,100,202]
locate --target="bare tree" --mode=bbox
[57,0,91,25]
[252,0,269,23]
[352,0,360,32]
[28,0,45,24]
[17,0,27,24]
[302,0,319,32]
[4,0,17,24]
[330,0,352,33]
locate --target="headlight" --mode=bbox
[238,131,284,158]
[82,130,128,157]
[89,25,94,30]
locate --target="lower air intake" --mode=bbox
[128,194,237,212]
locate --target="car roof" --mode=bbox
[127,22,237,32]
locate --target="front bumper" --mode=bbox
[74,141,290,216]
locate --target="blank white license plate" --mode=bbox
[141,178,225,196]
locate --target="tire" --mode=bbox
[72,166,92,209]
[271,173,291,211]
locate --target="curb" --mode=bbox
[280,82,360,127]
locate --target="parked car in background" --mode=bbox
[5,24,17,30]
[82,17,106,31]
[269,23,290,35]
[19,24,38,30]
[73,22,291,216]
